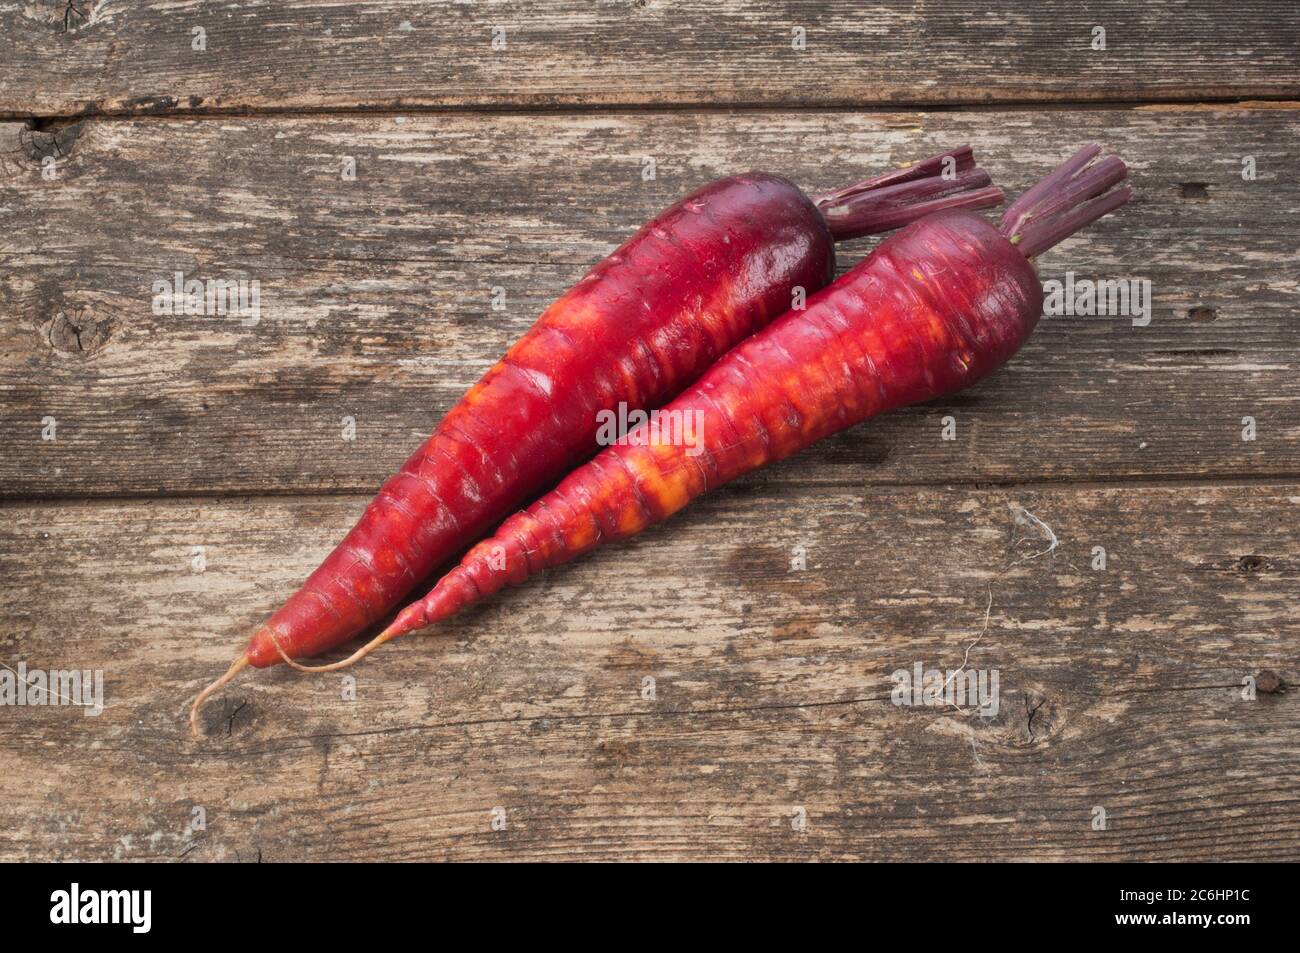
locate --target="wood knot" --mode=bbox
[59,0,98,33]
[43,307,114,355]
[1178,182,1209,199]
[1187,306,1218,322]
[1236,554,1266,573]
[1019,689,1058,745]
[1255,670,1285,694]
[20,121,83,162]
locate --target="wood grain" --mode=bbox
[0,483,1294,861]
[4,10,1298,863]
[3,107,1298,498]
[2,1,1298,116]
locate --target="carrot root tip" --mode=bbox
[188,654,251,737]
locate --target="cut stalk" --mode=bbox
[814,146,1004,241]
[1001,145,1131,258]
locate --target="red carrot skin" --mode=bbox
[335,146,1130,655]
[252,172,832,665]
[190,148,1003,731]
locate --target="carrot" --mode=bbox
[299,145,1130,663]
[189,147,1003,731]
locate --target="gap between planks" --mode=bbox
[5,97,1300,124]
[6,473,1300,509]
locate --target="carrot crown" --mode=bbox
[1000,144,1132,258]
[812,146,1005,241]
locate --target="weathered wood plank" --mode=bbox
[2,107,1297,496]
[0,483,1295,860]
[1,1,1298,115]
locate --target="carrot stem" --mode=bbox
[1000,145,1131,257]
[1012,186,1133,259]
[813,146,1004,241]
[188,654,250,736]
[1000,143,1101,236]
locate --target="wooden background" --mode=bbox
[1,1,1297,861]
